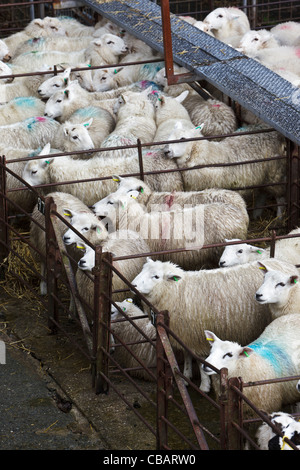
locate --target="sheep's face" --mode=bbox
[0,60,13,83]
[203,8,240,31]
[28,17,66,37]
[38,68,70,98]
[92,69,114,92]
[111,298,134,320]
[44,81,79,118]
[239,30,275,55]
[71,65,94,92]
[219,240,265,267]
[93,33,129,56]
[63,120,94,151]
[163,124,200,159]
[202,330,253,376]
[62,212,107,246]
[255,267,299,306]
[131,258,182,296]
[77,245,95,271]
[0,40,11,62]
[268,422,300,450]
[22,159,49,186]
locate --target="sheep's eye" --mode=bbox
[54,83,60,87]
[223,352,232,359]
[82,227,89,231]
[107,201,114,205]
[238,249,243,254]
[72,135,78,140]
[31,170,37,174]
[153,275,159,279]
[107,41,114,45]
[276,282,285,288]
[56,99,62,103]
[253,37,259,41]
[217,14,223,18]
[101,76,107,81]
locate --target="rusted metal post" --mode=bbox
[160,0,174,83]
[0,156,9,267]
[269,230,276,258]
[137,138,144,181]
[93,247,112,394]
[44,196,60,334]
[156,310,171,450]
[289,142,300,231]
[219,372,243,450]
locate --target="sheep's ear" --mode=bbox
[63,89,70,99]
[33,18,44,28]
[175,90,189,103]
[167,274,182,282]
[204,330,219,344]
[112,175,122,183]
[42,158,54,167]
[76,243,86,251]
[290,275,299,285]
[249,246,265,254]
[63,126,70,136]
[62,67,71,84]
[195,122,204,132]
[63,208,73,218]
[83,118,93,128]
[39,143,51,156]
[240,346,254,358]
[258,261,268,272]
[92,224,103,234]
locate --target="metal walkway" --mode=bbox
[82,0,300,146]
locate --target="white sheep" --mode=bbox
[92,175,249,217]
[238,29,280,57]
[131,258,290,390]
[93,188,249,270]
[51,106,115,154]
[13,35,94,57]
[37,66,96,97]
[255,261,300,319]
[219,228,300,267]
[163,122,286,217]
[0,39,11,62]
[22,144,183,207]
[270,21,300,47]
[30,189,108,295]
[0,116,60,148]
[252,46,300,76]
[110,299,157,381]
[203,313,300,415]
[73,230,150,312]
[3,17,66,57]
[0,96,45,125]
[56,15,96,38]
[256,411,300,450]
[12,34,128,70]
[203,7,250,47]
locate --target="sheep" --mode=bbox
[202,313,300,415]
[92,175,249,217]
[163,122,286,217]
[0,39,11,62]
[37,66,96,98]
[152,90,195,143]
[130,258,296,390]
[51,106,115,154]
[3,17,66,57]
[92,188,249,270]
[219,228,300,267]
[0,116,60,149]
[203,7,250,47]
[30,189,108,295]
[238,29,280,56]
[13,35,95,57]
[270,21,300,47]
[110,298,157,381]
[251,46,300,76]
[255,411,300,450]
[255,261,300,319]
[56,15,96,38]
[22,144,183,207]
[12,34,129,70]
[0,96,45,126]
[73,230,150,315]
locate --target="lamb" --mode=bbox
[0,116,60,149]
[238,29,280,57]
[0,96,45,125]
[92,175,249,217]
[92,189,249,270]
[3,17,66,57]
[255,411,300,450]
[163,122,286,216]
[0,39,11,62]
[22,144,183,207]
[202,313,300,415]
[270,21,300,47]
[37,66,96,98]
[73,231,150,314]
[255,261,300,319]
[12,34,129,70]
[130,258,296,390]
[203,7,250,47]
[30,189,108,295]
[51,106,115,154]
[219,228,300,267]
[110,298,157,381]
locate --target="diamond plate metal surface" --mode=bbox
[82,0,300,144]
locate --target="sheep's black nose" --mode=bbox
[219,261,226,267]
[78,260,86,267]
[255,293,263,301]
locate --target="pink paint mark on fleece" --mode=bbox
[280,24,292,29]
[295,48,300,58]
[35,116,47,122]
[211,104,221,108]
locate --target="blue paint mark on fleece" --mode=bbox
[248,339,292,376]
[13,97,37,108]
[72,107,103,119]
[140,61,164,79]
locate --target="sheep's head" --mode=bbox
[28,17,66,37]
[62,119,94,151]
[22,143,52,186]
[163,121,204,159]
[44,80,79,119]
[62,211,108,246]
[202,330,253,376]
[92,33,129,56]
[255,262,299,306]
[92,68,117,92]
[110,175,151,202]
[77,243,95,271]
[131,258,183,296]
[203,7,243,31]
[239,29,279,56]
[38,67,71,98]
[219,239,266,267]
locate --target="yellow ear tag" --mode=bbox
[206,338,213,341]
[112,177,120,182]
[126,299,133,303]
[64,211,71,216]
[259,266,266,270]
[76,244,85,250]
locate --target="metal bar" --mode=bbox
[0,156,9,264]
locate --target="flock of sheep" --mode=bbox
[1,5,300,450]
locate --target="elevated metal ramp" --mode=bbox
[82,0,300,145]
